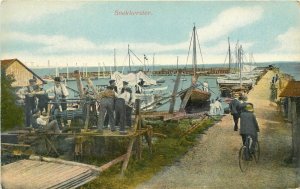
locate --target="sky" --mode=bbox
[1,1,300,68]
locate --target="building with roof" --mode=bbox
[1,59,46,87]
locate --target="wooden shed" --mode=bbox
[279,80,300,166]
[1,58,46,87]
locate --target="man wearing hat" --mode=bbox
[229,93,241,131]
[136,78,144,94]
[109,79,118,93]
[116,81,135,133]
[46,77,69,128]
[239,103,260,159]
[17,78,39,127]
[104,79,118,127]
[114,81,128,134]
[46,77,69,109]
[98,85,116,132]
[203,80,209,92]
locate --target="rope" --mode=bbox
[195,29,205,67]
[185,33,193,69]
[129,49,143,65]
[223,50,228,65]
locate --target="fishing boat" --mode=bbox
[217,39,257,97]
[181,25,211,105]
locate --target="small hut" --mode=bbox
[279,80,300,166]
[1,58,46,87]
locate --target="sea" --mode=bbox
[32,62,300,112]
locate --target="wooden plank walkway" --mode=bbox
[1,159,99,189]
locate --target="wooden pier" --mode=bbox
[1,157,99,189]
[57,67,230,79]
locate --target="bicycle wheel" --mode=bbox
[239,146,250,172]
[253,141,260,163]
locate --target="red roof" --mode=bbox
[279,81,300,97]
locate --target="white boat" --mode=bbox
[217,39,259,96]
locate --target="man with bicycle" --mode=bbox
[240,103,260,159]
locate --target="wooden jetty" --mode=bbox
[1,157,99,189]
[57,67,230,80]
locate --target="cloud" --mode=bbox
[197,6,264,43]
[272,27,300,53]
[0,1,83,23]
[1,31,189,55]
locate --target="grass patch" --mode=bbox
[80,118,214,189]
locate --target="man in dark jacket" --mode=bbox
[240,103,260,153]
[98,86,116,133]
[229,94,241,131]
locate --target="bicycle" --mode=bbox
[239,135,260,172]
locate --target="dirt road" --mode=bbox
[137,71,298,189]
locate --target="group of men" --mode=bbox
[97,79,135,134]
[17,76,137,135]
[229,93,260,158]
[16,77,69,133]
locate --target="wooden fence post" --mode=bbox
[288,97,292,122]
[291,98,298,163]
[169,70,182,114]
[74,70,84,99]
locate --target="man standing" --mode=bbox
[109,79,118,93]
[104,80,118,127]
[203,80,209,92]
[214,98,223,115]
[46,77,69,128]
[114,81,129,134]
[136,78,144,94]
[98,86,116,133]
[17,78,39,127]
[229,93,241,131]
[46,77,69,111]
[121,81,135,128]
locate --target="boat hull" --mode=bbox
[181,88,211,105]
[190,89,211,103]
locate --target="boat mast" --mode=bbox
[128,44,131,72]
[239,45,242,89]
[85,63,88,77]
[55,63,58,77]
[177,56,179,70]
[228,37,231,73]
[98,62,100,79]
[67,63,69,80]
[114,48,116,72]
[152,53,155,74]
[102,62,105,77]
[192,24,197,82]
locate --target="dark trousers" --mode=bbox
[232,113,240,130]
[241,134,257,153]
[115,98,126,131]
[25,96,36,127]
[50,98,67,129]
[125,105,133,127]
[98,98,115,130]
